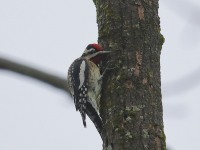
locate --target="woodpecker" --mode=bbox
[67,44,110,135]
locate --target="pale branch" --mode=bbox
[0,57,69,94]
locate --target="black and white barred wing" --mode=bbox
[68,58,89,127]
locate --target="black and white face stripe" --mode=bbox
[82,44,99,57]
[82,48,96,57]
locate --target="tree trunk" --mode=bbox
[93,0,166,149]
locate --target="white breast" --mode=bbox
[87,60,102,114]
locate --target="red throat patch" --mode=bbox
[90,44,104,65]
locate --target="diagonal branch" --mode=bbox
[0,56,102,137]
[0,57,69,94]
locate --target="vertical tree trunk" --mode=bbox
[93,0,166,149]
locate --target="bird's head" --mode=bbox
[82,43,110,65]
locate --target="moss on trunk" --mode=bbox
[93,0,165,149]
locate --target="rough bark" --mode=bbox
[93,0,166,150]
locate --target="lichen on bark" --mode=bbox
[93,0,166,150]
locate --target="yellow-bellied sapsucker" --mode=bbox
[67,44,110,135]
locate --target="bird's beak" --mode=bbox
[99,51,112,54]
